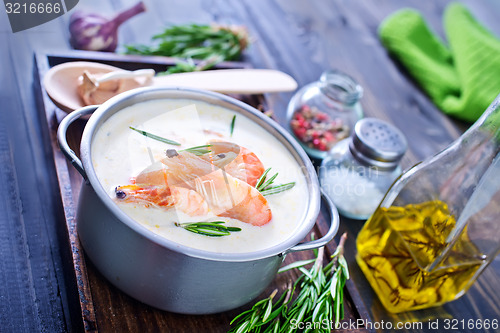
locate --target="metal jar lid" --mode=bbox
[349,118,407,170]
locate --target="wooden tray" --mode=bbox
[33,50,371,332]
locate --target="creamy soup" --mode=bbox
[91,99,309,253]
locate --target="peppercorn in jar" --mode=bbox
[287,70,364,159]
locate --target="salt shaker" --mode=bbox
[287,70,364,159]
[319,118,407,219]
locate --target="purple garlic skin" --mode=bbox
[69,1,146,52]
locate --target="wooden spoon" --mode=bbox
[43,61,298,112]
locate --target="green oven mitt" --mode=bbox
[379,2,500,122]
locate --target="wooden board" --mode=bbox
[2,1,498,332]
[33,50,371,332]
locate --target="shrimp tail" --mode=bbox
[218,185,272,226]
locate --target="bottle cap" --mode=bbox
[349,118,407,170]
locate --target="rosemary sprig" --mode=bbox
[129,126,211,155]
[125,24,250,74]
[158,55,225,75]
[228,283,293,333]
[282,247,327,330]
[230,115,236,137]
[256,168,296,196]
[129,126,181,146]
[229,233,349,332]
[256,168,277,192]
[179,144,212,156]
[174,221,241,237]
[285,233,349,332]
[255,168,272,191]
[323,236,350,324]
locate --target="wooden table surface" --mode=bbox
[2,1,500,332]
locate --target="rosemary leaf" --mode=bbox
[298,267,314,280]
[339,256,350,279]
[175,221,241,237]
[330,273,339,297]
[295,304,308,326]
[257,172,278,192]
[255,168,271,190]
[235,321,249,333]
[230,115,236,137]
[277,259,316,273]
[187,226,230,237]
[335,280,342,323]
[249,314,259,330]
[262,298,273,322]
[270,320,279,333]
[255,167,295,196]
[229,233,349,333]
[129,126,181,145]
[260,182,296,196]
[228,285,292,333]
[230,309,254,325]
[179,144,212,156]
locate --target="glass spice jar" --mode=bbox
[319,118,407,219]
[287,70,364,159]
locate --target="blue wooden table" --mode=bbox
[1,1,500,332]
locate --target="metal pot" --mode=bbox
[57,87,339,314]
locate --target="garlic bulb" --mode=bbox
[69,1,146,52]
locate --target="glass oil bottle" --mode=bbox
[356,95,500,313]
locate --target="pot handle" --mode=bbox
[284,189,340,254]
[57,105,98,181]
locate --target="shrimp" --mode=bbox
[201,140,265,187]
[115,184,208,216]
[134,149,208,187]
[160,151,271,226]
[135,142,265,187]
[135,161,168,185]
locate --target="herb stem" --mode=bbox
[174,221,241,237]
[125,24,250,74]
[255,168,271,191]
[230,115,236,137]
[260,182,296,196]
[255,167,296,196]
[129,126,181,145]
[229,233,349,332]
[179,144,212,156]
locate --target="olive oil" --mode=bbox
[356,200,485,313]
